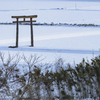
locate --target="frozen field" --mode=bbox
[0,0,100,64]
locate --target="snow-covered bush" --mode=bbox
[0,52,100,99]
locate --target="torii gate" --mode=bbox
[9,15,37,48]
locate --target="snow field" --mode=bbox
[0,25,100,64]
[0,0,100,64]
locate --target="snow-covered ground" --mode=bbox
[0,0,100,64]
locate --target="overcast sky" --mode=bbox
[0,0,100,2]
[29,0,99,1]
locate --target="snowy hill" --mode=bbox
[0,0,100,64]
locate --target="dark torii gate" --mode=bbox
[9,15,37,48]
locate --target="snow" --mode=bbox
[0,0,100,64]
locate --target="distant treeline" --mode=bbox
[0,22,100,27]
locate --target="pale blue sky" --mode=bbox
[0,0,100,2]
